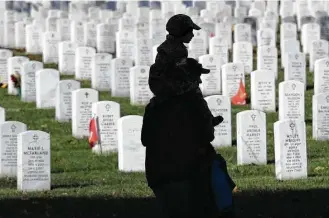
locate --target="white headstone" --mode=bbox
[0,121,27,177]
[234,23,251,43]
[25,24,42,54]
[301,23,320,54]
[91,101,120,153]
[4,21,16,49]
[7,56,29,95]
[58,41,77,75]
[55,80,81,122]
[310,40,329,72]
[233,42,253,74]
[284,53,306,89]
[205,95,232,147]
[96,23,115,53]
[0,107,4,124]
[282,39,301,69]
[21,61,43,102]
[0,49,12,83]
[35,69,60,108]
[135,38,153,66]
[17,130,51,191]
[83,21,97,48]
[280,23,297,52]
[209,37,229,65]
[215,22,232,49]
[314,58,329,95]
[71,21,84,46]
[221,62,245,98]
[274,119,307,180]
[57,18,71,41]
[75,47,96,80]
[91,53,112,91]
[129,66,153,105]
[257,46,278,79]
[279,80,305,121]
[72,88,99,138]
[116,30,135,59]
[111,58,133,97]
[250,70,276,112]
[46,17,58,32]
[199,55,222,96]
[189,30,207,58]
[150,15,166,45]
[135,18,150,39]
[237,110,267,165]
[42,31,60,64]
[257,28,276,47]
[15,21,26,49]
[118,115,145,172]
[312,93,329,140]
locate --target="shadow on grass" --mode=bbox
[0,189,328,218]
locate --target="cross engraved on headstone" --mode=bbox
[17,59,22,64]
[233,65,237,71]
[86,49,89,54]
[326,61,329,67]
[216,98,221,105]
[11,124,16,133]
[210,57,213,62]
[105,104,111,111]
[290,122,295,131]
[67,83,72,89]
[85,92,89,98]
[122,60,125,65]
[33,134,39,141]
[251,114,256,121]
[292,83,296,90]
[295,54,299,59]
[267,47,271,53]
[32,63,35,69]
[141,69,145,73]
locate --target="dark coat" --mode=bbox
[141,36,217,189]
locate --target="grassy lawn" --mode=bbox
[0,48,328,218]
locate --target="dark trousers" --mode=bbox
[152,177,219,218]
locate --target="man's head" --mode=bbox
[166,14,201,43]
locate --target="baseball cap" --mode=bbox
[166,14,201,37]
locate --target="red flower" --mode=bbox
[10,75,17,83]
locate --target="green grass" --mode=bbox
[0,48,328,217]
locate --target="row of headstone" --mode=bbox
[235,109,308,180]
[0,114,147,192]
[0,53,153,106]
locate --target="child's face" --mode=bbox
[181,31,194,43]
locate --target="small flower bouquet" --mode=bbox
[10,71,21,96]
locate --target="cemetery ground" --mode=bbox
[0,50,328,218]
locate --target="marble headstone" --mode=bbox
[0,121,27,177]
[117,115,145,172]
[55,80,81,122]
[237,110,267,165]
[17,130,51,191]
